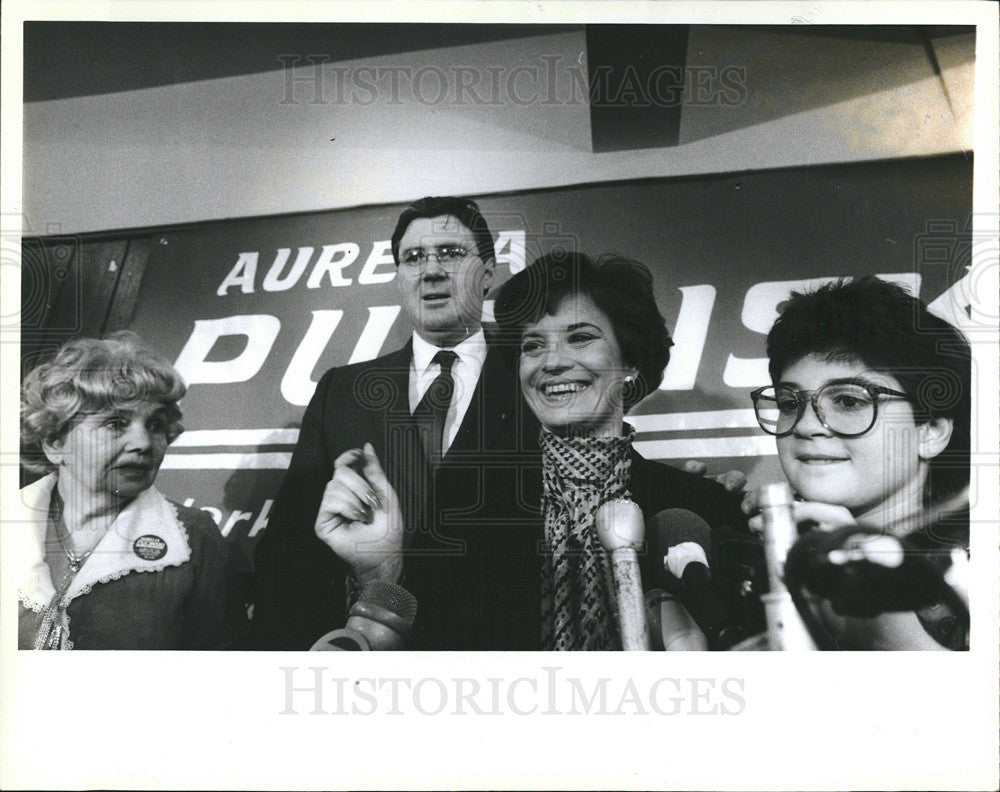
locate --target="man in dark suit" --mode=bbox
[251,196,543,650]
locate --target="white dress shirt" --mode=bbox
[409,329,487,454]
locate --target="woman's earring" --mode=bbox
[622,373,640,404]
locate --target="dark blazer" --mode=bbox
[251,338,544,650]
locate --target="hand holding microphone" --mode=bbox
[596,498,651,651]
[311,579,418,651]
[746,494,856,536]
[747,485,969,649]
[315,443,405,584]
[785,525,969,619]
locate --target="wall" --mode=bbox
[22,26,973,234]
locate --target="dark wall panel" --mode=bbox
[586,25,688,152]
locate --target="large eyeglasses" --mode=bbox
[399,244,473,270]
[751,381,910,438]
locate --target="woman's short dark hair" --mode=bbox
[766,276,971,504]
[390,196,497,266]
[21,331,187,473]
[493,251,673,408]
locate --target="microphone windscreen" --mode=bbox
[654,508,713,552]
[650,508,741,649]
[350,579,418,637]
[653,509,712,568]
[310,627,371,651]
[785,526,951,617]
[595,498,645,552]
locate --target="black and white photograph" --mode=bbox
[2,1,998,789]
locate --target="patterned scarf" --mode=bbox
[539,427,634,651]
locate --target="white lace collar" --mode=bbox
[17,474,192,612]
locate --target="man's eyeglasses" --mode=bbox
[399,244,474,270]
[750,381,910,438]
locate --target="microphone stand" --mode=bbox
[758,483,816,651]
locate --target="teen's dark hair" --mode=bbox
[390,196,496,266]
[493,251,673,409]
[766,276,971,505]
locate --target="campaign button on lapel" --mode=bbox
[133,535,168,561]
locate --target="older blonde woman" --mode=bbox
[18,332,247,649]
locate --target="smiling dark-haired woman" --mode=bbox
[304,250,761,650]
[18,332,248,650]
[493,251,761,650]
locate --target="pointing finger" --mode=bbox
[361,443,391,497]
[334,448,364,470]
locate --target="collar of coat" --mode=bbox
[17,473,192,612]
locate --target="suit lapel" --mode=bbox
[352,341,431,547]
[352,341,414,452]
[380,340,414,418]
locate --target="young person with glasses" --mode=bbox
[749,276,971,649]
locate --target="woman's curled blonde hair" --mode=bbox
[21,331,186,473]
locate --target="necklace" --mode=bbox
[35,491,89,650]
[58,534,94,573]
[50,491,96,574]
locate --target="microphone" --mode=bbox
[757,483,816,650]
[645,589,709,651]
[784,525,969,619]
[311,627,371,651]
[653,508,739,650]
[596,498,651,651]
[310,579,417,651]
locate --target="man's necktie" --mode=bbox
[413,350,458,463]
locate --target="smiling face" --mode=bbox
[395,214,495,347]
[44,401,171,503]
[518,293,634,437]
[775,354,951,525]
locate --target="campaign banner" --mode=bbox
[125,156,972,563]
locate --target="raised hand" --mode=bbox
[746,498,856,535]
[314,443,404,584]
[683,460,747,492]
